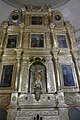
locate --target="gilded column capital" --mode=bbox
[53,52,59,59]
[21,7,26,12]
[14,49,23,54]
[49,23,55,29]
[14,49,23,60]
[48,8,52,13]
[19,23,25,30]
[46,56,52,62]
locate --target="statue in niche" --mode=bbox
[29,62,47,96]
[34,70,42,88]
[34,70,42,101]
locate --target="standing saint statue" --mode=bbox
[34,70,42,88]
[34,70,42,101]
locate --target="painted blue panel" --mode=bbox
[61,65,75,86]
[57,35,68,48]
[69,108,80,120]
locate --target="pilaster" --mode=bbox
[14,49,23,91]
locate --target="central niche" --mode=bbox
[29,62,47,93]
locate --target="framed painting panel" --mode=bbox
[31,33,44,48]
[57,34,68,48]
[0,65,13,87]
[61,64,75,86]
[6,35,17,48]
[31,16,42,25]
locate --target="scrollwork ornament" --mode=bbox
[12,96,16,102]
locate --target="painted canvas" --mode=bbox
[61,64,75,86]
[0,65,13,87]
[31,34,44,47]
[32,16,42,25]
[57,35,68,48]
[7,35,17,48]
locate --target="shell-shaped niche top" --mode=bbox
[3,0,70,8]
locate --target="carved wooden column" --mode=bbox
[1,23,8,49]
[47,56,57,93]
[21,7,26,23]
[71,51,80,89]
[18,23,24,48]
[48,8,52,24]
[23,32,29,49]
[14,49,23,91]
[77,57,80,87]
[20,57,29,93]
[0,31,5,49]
[0,23,8,58]
[51,49,61,91]
[54,57,61,91]
[65,21,76,49]
[7,49,23,120]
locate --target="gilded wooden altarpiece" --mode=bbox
[0,6,79,120]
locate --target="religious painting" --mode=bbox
[32,16,42,25]
[61,64,75,86]
[0,65,13,87]
[31,34,44,47]
[6,35,17,48]
[57,35,68,48]
[29,62,47,93]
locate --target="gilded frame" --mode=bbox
[30,15,43,26]
[0,63,16,91]
[5,33,18,49]
[30,33,46,49]
[55,33,69,49]
[59,62,79,89]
